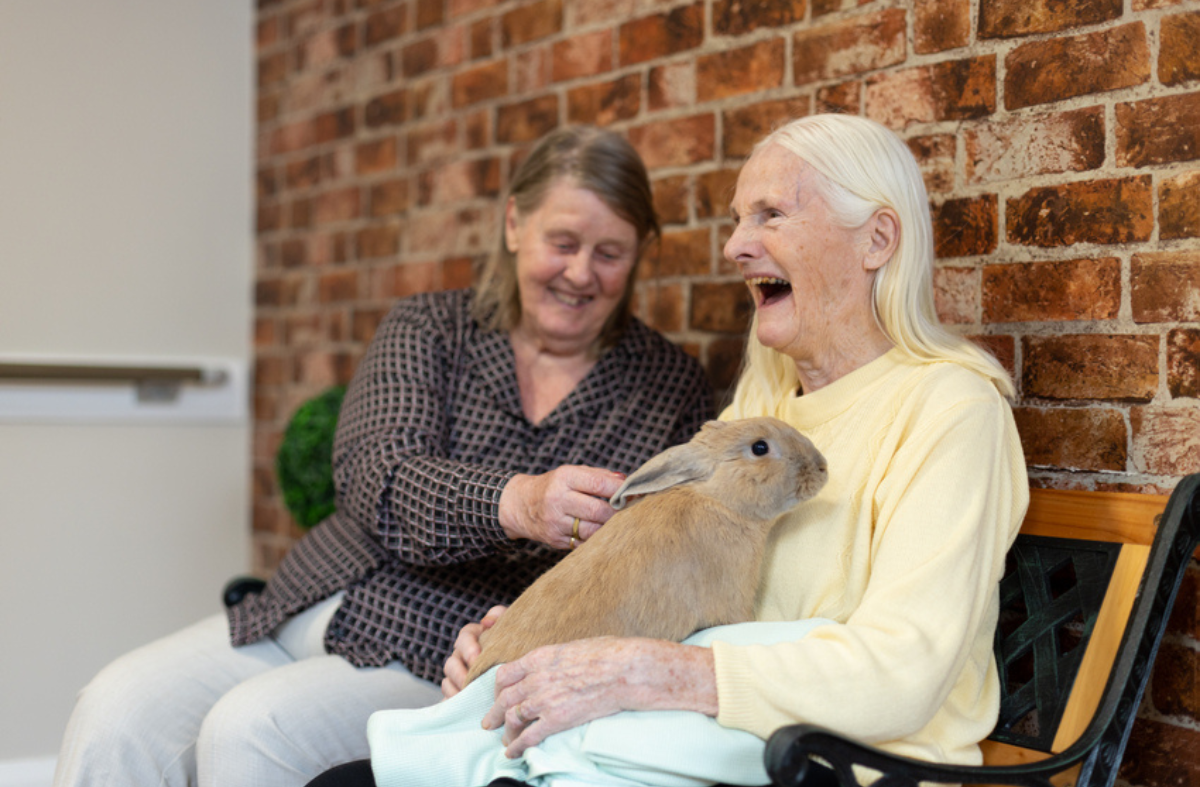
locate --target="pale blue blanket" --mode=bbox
[368,619,834,787]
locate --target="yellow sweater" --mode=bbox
[713,349,1028,765]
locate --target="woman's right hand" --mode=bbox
[442,605,507,699]
[497,466,626,549]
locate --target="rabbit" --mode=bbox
[464,416,828,684]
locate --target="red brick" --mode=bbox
[793,8,906,86]
[496,94,558,143]
[313,187,361,225]
[983,258,1121,324]
[450,0,504,18]
[402,37,439,77]
[932,194,997,258]
[815,81,860,115]
[907,134,955,194]
[464,110,490,149]
[697,38,785,102]
[656,228,711,277]
[1169,329,1200,399]
[695,169,740,220]
[351,307,388,344]
[914,0,970,54]
[1013,407,1127,472]
[964,107,1105,186]
[649,63,696,111]
[363,6,406,47]
[1160,169,1200,240]
[280,239,307,269]
[1006,176,1153,248]
[420,157,500,205]
[618,4,703,67]
[258,52,288,88]
[933,266,978,324]
[407,119,458,166]
[652,175,689,226]
[416,0,443,30]
[363,87,406,128]
[1132,251,1200,324]
[629,114,715,169]
[1022,334,1159,402]
[705,335,747,395]
[811,0,841,16]
[314,108,355,144]
[318,269,359,303]
[1004,23,1149,111]
[567,74,640,126]
[1161,11,1200,85]
[375,260,439,299]
[355,137,397,175]
[501,0,562,48]
[1152,640,1200,720]
[513,47,551,94]
[356,224,401,259]
[865,56,996,129]
[691,281,754,333]
[289,198,312,230]
[1168,566,1200,640]
[443,256,476,290]
[1132,406,1200,477]
[452,59,508,108]
[722,97,811,159]
[1119,92,1200,168]
[712,0,806,37]
[469,18,494,60]
[368,178,409,217]
[634,282,685,334]
[570,0,636,27]
[979,0,1121,39]
[551,30,612,83]
[973,334,1016,378]
[1133,0,1187,8]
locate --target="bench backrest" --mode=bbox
[980,481,1198,786]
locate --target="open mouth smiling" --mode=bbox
[551,289,594,308]
[746,276,792,307]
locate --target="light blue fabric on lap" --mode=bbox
[368,618,834,787]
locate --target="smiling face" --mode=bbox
[724,144,894,378]
[507,178,640,356]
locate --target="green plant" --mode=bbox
[276,385,346,529]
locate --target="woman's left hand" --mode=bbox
[481,637,717,758]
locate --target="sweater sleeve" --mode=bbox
[712,393,1026,744]
[331,296,516,567]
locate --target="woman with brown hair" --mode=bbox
[53,125,712,787]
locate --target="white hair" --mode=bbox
[730,114,1013,414]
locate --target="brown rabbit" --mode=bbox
[464,416,828,684]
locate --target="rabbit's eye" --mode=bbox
[751,439,770,456]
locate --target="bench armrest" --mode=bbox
[766,724,1076,787]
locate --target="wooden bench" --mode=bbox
[765,473,1200,787]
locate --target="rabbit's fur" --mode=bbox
[464,416,827,684]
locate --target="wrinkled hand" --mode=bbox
[442,605,507,699]
[481,637,717,758]
[498,465,625,549]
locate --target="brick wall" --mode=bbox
[253,0,1200,778]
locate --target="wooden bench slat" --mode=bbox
[1021,487,1167,546]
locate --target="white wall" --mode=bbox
[0,0,253,766]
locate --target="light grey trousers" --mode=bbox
[53,593,443,787]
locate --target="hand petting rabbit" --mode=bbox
[464,417,827,684]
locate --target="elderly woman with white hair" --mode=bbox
[311,113,1029,787]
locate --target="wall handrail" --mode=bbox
[0,362,227,386]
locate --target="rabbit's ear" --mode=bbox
[610,422,725,509]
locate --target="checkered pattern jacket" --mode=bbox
[228,289,713,680]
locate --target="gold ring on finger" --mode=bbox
[571,516,581,540]
[569,536,577,550]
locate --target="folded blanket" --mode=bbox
[368,619,834,787]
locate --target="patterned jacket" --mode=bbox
[228,289,714,680]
